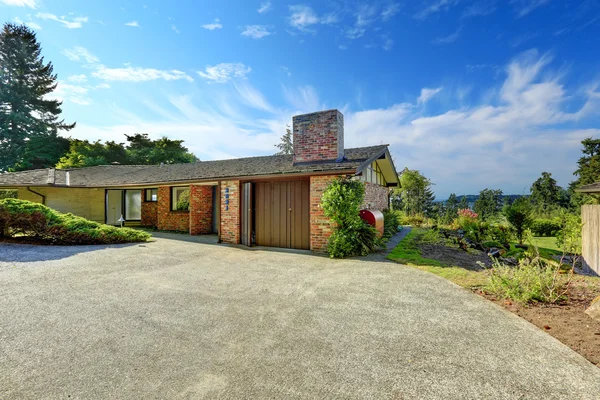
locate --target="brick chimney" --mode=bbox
[292,109,345,164]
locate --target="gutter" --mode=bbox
[26,187,46,205]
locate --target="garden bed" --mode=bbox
[389,227,600,366]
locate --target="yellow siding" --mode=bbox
[17,187,105,223]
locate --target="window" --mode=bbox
[145,188,158,202]
[361,162,387,186]
[171,187,190,211]
[125,190,142,220]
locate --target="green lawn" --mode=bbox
[387,229,487,288]
[506,236,562,260]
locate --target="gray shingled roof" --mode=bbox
[575,182,600,193]
[0,145,389,188]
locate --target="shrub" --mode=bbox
[555,211,582,255]
[502,197,534,245]
[0,190,17,200]
[382,209,400,240]
[0,198,150,244]
[530,218,561,237]
[321,177,379,258]
[400,214,425,227]
[484,251,571,304]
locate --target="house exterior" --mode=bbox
[574,183,600,275]
[0,110,399,252]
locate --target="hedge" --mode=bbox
[0,198,150,245]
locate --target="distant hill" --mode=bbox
[437,194,526,203]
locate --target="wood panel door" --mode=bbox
[255,181,309,250]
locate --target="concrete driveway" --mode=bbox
[1,235,599,399]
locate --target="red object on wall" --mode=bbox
[359,209,384,238]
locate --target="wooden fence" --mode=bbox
[582,205,600,276]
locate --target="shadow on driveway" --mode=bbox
[0,242,140,263]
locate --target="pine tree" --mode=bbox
[0,23,75,171]
[275,126,293,155]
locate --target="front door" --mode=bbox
[254,181,310,250]
[106,190,123,225]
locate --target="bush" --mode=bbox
[530,218,561,237]
[0,198,150,244]
[382,209,400,240]
[0,190,17,200]
[555,211,582,255]
[400,214,425,227]
[321,177,380,258]
[502,197,534,245]
[484,252,571,304]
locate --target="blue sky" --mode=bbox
[1,0,599,198]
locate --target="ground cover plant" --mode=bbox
[0,198,150,245]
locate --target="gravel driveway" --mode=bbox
[1,234,599,399]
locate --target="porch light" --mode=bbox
[118,215,125,228]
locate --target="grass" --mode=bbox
[387,228,486,288]
[506,236,562,260]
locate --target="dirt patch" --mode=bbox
[477,281,600,366]
[418,243,492,271]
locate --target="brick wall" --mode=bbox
[293,110,344,164]
[141,199,158,228]
[309,175,341,252]
[190,185,213,235]
[220,180,240,244]
[18,187,104,222]
[157,186,189,232]
[362,182,389,211]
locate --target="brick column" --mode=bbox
[309,175,339,252]
[190,185,214,235]
[220,180,240,244]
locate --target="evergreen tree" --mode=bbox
[394,168,435,216]
[443,193,459,224]
[570,137,600,206]
[11,135,70,171]
[530,172,562,213]
[474,188,503,220]
[458,195,469,210]
[0,23,74,171]
[275,126,293,155]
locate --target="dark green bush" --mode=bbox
[0,190,17,200]
[382,209,400,240]
[530,219,560,237]
[321,177,380,258]
[0,198,150,244]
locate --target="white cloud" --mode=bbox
[418,87,443,104]
[0,0,36,8]
[36,13,87,29]
[62,46,99,65]
[172,25,180,34]
[282,85,321,113]
[202,18,222,30]
[50,82,92,105]
[233,81,275,113]
[258,1,271,13]
[13,16,41,29]
[288,5,320,32]
[414,0,460,20]
[197,63,251,83]
[381,3,401,20]
[66,74,87,83]
[125,21,139,27]
[241,25,272,39]
[92,66,193,83]
[432,26,461,44]
[511,0,549,17]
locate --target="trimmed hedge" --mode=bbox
[530,218,561,237]
[0,198,150,245]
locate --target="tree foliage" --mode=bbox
[530,171,568,213]
[56,134,198,169]
[393,168,435,216]
[474,188,503,221]
[503,196,534,244]
[0,23,74,172]
[275,126,293,155]
[570,137,600,206]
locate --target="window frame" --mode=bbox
[170,186,191,212]
[144,188,158,203]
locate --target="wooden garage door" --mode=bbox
[255,181,310,250]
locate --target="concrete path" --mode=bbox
[0,235,599,399]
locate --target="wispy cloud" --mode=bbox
[125,21,139,27]
[0,0,36,8]
[197,63,251,83]
[62,46,99,65]
[381,3,401,21]
[288,5,320,33]
[418,87,443,104]
[511,0,550,17]
[414,0,460,20]
[36,13,87,29]
[13,16,41,30]
[462,0,497,18]
[66,74,87,83]
[258,1,271,13]
[282,85,322,112]
[92,66,193,83]
[172,25,180,34]
[241,25,272,39]
[432,26,461,44]
[202,18,222,30]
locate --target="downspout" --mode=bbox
[26,187,46,205]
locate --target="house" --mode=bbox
[574,183,600,275]
[0,110,399,252]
